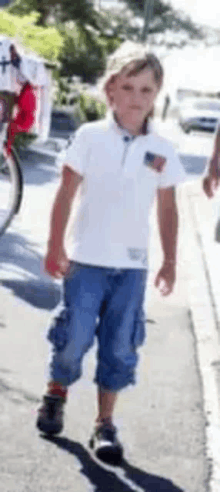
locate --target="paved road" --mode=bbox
[0,122,212,491]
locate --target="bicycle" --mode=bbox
[0,38,56,237]
[0,122,23,236]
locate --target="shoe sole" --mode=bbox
[89,438,123,466]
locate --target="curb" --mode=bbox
[180,182,220,492]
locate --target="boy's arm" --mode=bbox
[203,127,220,198]
[45,165,83,278]
[154,186,178,296]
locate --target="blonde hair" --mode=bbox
[100,41,163,107]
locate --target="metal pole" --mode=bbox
[141,0,154,43]
[96,0,101,10]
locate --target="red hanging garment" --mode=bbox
[6,82,36,154]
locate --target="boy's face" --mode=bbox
[109,68,159,133]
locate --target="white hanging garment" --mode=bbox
[19,56,49,87]
[0,37,53,141]
[0,37,13,91]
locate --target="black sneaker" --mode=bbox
[36,395,65,435]
[89,422,123,466]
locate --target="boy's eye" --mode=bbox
[141,87,152,94]
[121,84,133,91]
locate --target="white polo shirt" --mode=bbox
[63,113,186,269]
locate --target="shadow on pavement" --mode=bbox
[18,149,59,186]
[0,376,40,404]
[0,231,60,310]
[1,279,60,310]
[42,435,184,492]
[0,318,6,328]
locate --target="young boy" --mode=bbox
[36,48,186,465]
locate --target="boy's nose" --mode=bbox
[130,92,142,107]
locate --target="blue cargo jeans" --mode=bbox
[47,261,148,391]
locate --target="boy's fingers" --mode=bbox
[45,259,61,276]
[47,268,63,279]
[154,272,160,287]
[203,175,219,198]
[53,271,63,279]
[203,178,213,198]
[154,271,167,288]
[154,268,175,296]
[160,282,173,296]
[212,177,219,191]
[60,259,69,272]
[44,257,70,278]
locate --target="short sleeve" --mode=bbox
[158,144,187,189]
[62,125,89,176]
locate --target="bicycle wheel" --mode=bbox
[0,148,23,236]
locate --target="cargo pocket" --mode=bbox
[47,305,71,352]
[131,308,147,349]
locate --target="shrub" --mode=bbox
[76,92,106,123]
[58,25,107,84]
[14,132,37,149]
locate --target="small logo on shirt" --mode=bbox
[144,152,166,173]
[127,248,147,266]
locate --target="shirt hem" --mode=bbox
[70,255,148,270]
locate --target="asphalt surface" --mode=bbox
[0,120,214,491]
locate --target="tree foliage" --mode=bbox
[0,10,112,83]
[1,0,209,99]
[99,7,140,42]
[123,0,203,41]
[58,25,106,83]
[76,92,106,122]
[0,11,63,61]
[8,0,101,28]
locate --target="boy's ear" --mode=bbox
[105,74,117,106]
[107,89,114,106]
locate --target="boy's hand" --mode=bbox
[203,170,219,198]
[154,260,176,296]
[44,247,70,279]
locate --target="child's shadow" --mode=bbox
[41,435,184,492]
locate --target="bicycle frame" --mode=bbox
[9,145,23,215]
[0,121,23,224]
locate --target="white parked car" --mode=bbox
[178,98,220,133]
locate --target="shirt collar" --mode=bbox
[105,110,154,137]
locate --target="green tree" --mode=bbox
[0,11,63,62]
[58,25,106,83]
[99,7,141,42]
[123,0,203,41]
[8,0,101,28]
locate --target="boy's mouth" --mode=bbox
[129,106,142,110]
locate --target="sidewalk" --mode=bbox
[178,177,220,492]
